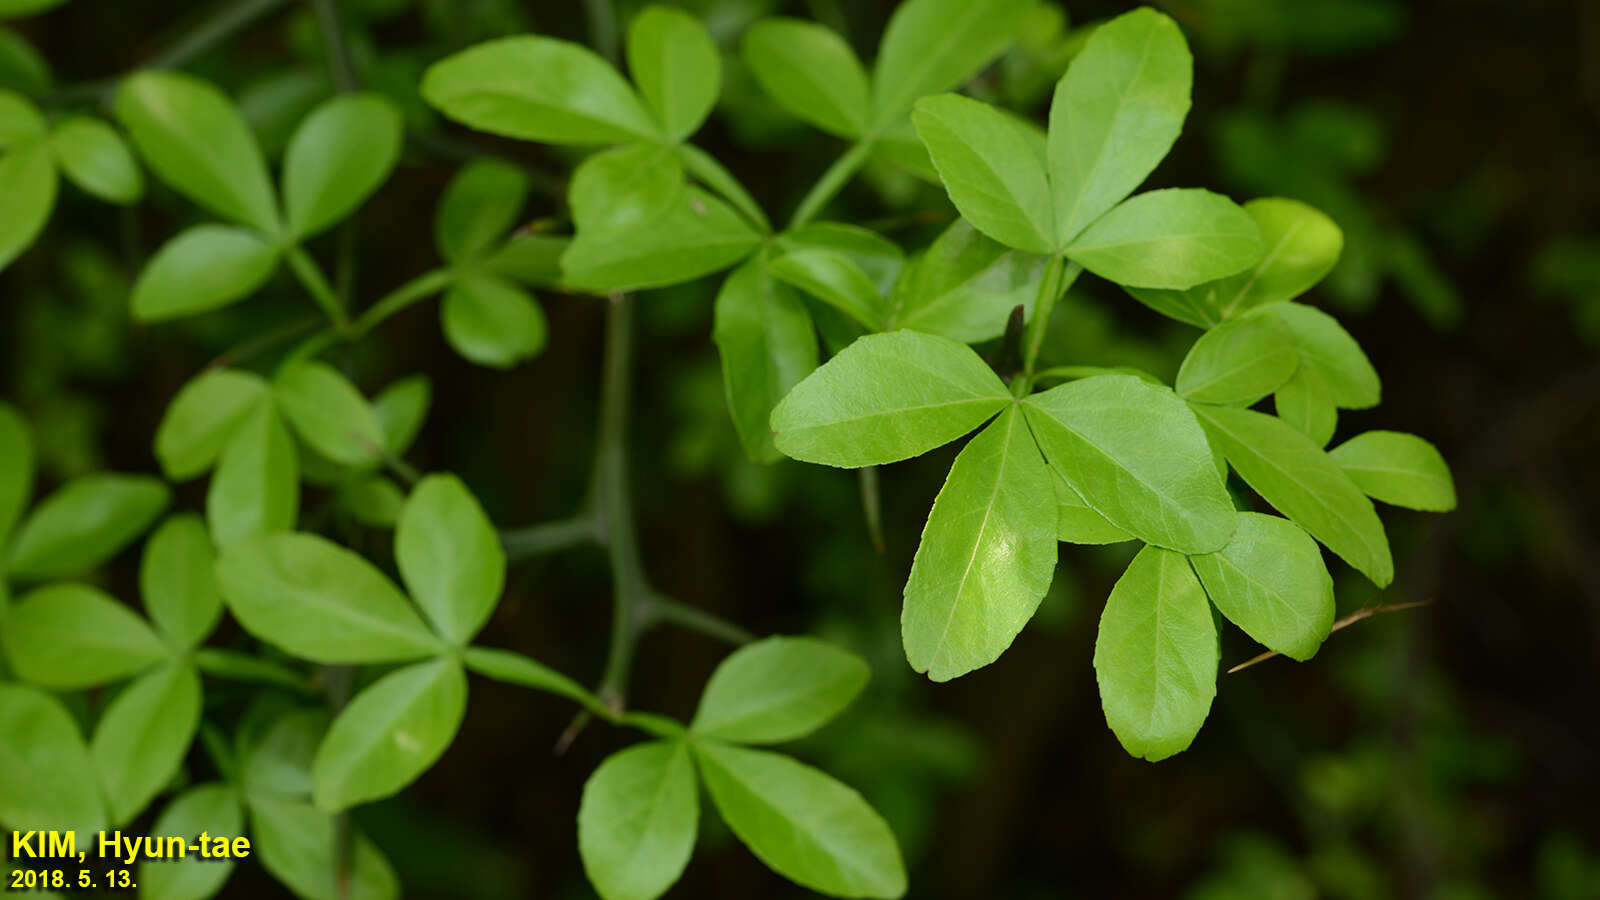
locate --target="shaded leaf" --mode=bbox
[137,784,243,900]
[872,0,1034,127]
[0,141,55,272]
[2,584,167,688]
[0,683,104,837]
[272,360,385,467]
[206,402,298,548]
[5,473,170,580]
[440,274,547,369]
[742,18,869,139]
[891,219,1045,342]
[141,514,224,649]
[91,662,202,824]
[713,253,819,463]
[1175,312,1298,405]
[562,188,760,292]
[692,636,869,743]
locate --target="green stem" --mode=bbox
[859,466,885,553]
[678,144,771,234]
[501,516,598,562]
[285,247,350,329]
[349,268,453,336]
[310,0,360,93]
[648,595,756,646]
[1022,257,1082,377]
[789,139,875,230]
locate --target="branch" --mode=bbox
[501,516,597,562]
[1226,599,1434,674]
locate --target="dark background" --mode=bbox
[2,0,1597,896]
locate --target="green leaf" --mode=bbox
[435,158,529,262]
[1093,545,1218,762]
[441,274,548,369]
[1047,7,1191,245]
[421,36,659,145]
[1051,469,1134,544]
[1274,367,1338,447]
[115,70,279,233]
[312,657,466,812]
[206,402,299,548]
[1189,403,1393,586]
[1212,198,1343,317]
[568,142,685,234]
[1023,375,1235,553]
[778,223,905,296]
[0,684,104,837]
[142,514,223,649]
[562,187,760,292]
[1065,189,1264,290]
[241,707,326,801]
[1190,512,1335,662]
[0,29,51,96]
[872,0,1034,127]
[0,401,33,546]
[337,476,406,529]
[138,784,244,900]
[131,225,280,322]
[627,6,720,141]
[5,473,170,580]
[272,360,386,467]
[903,407,1056,681]
[0,88,44,146]
[691,636,869,743]
[890,219,1046,342]
[460,646,604,713]
[1328,430,1456,512]
[395,473,504,645]
[1175,312,1298,405]
[1121,283,1222,329]
[154,368,269,480]
[769,248,887,331]
[215,532,442,664]
[771,329,1009,468]
[372,375,431,456]
[713,253,819,463]
[0,0,67,17]
[283,93,403,239]
[694,741,906,899]
[250,794,399,900]
[0,141,56,272]
[91,662,202,824]
[912,93,1054,254]
[742,18,869,139]
[485,233,568,286]
[578,741,698,900]
[2,584,168,688]
[48,116,143,204]
[1263,303,1380,409]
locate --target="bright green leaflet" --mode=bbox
[395,474,505,645]
[47,116,143,205]
[372,375,431,456]
[435,158,530,262]
[91,662,202,824]
[215,532,442,664]
[562,188,760,292]
[578,741,698,900]
[241,708,326,801]
[889,219,1046,342]
[903,408,1056,681]
[691,636,869,743]
[626,6,719,142]
[0,401,33,545]
[206,402,299,548]
[486,233,568,286]
[1263,302,1381,408]
[421,35,660,145]
[282,92,402,240]
[568,142,684,234]
[1328,430,1457,511]
[778,223,905,297]
[1190,403,1393,586]
[115,70,279,234]
[460,646,604,714]
[1274,367,1338,447]
[130,225,279,322]
[912,92,1054,254]
[772,330,1009,468]
[1047,7,1191,246]
[249,794,399,900]
[1191,512,1335,661]
[0,88,44,145]
[138,784,244,900]
[0,142,55,272]
[1211,197,1343,317]
[871,0,1033,128]
[154,368,268,480]
[695,741,907,899]
[1063,188,1265,290]
[142,514,223,649]
[0,684,105,837]
[1175,312,1299,405]
[1,584,167,688]
[441,274,548,369]
[769,248,888,331]
[1093,545,1219,762]
[271,360,386,467]
[713,253,819,463]
[742,18,869,139]
[338,477,406,529]
[5,473,170,580]
[1051,469,1134,545]
[1023,375,1235,554]
[312,657,467,812]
